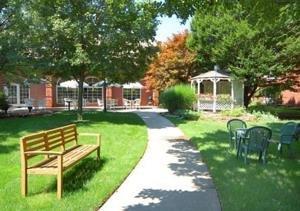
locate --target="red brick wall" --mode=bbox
[141,88,153,106]
[46,82,56,107]
[281,73,300,106]
[30,84,46,100]
[281,89,300,105]
[111,87,123,106]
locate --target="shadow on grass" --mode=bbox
[34,157,107,195]
[0,111,144,154]
[189,129,300,210]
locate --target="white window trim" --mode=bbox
[5,83,30,106]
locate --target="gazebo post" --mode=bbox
[197,80,201,112]
[230,79,234,109]
[213,79,217,113]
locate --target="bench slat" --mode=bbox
[28,145,98,172]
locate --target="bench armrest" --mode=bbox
[78,133,101,146]
[24,151,64,155]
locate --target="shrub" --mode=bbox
[251,110,279,121]
[160,84,196,114]
[221,107,246,117]
[0,91,10,114]
[174,109,201,120]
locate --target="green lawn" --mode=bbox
[0,111,147,210]
[168,116,300,211]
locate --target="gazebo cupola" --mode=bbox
[190,65,244,112]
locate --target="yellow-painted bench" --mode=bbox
[20,124,101,199]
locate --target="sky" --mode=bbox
[155,15,191,42]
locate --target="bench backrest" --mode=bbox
[20,124,78,160]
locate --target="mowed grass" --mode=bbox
[168,117,300,211]
[0,111,147,210]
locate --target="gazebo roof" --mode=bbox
[191,70,230,80]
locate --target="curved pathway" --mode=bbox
[100,111,221,211]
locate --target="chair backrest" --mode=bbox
[245,126,272,150]
[37,99,45,108]
[280,122,298,144]
[134,99,140,105]
[97,99,103,107]
[24,98,33,106]
[227,119,247,137]
[123,98,131,106]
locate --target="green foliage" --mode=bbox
[221,107,246,117]
[174,109,201,120]
[187,2,300,107]
[251,110,279,122]
[248,104,300,120]
[0,91,10,112]
[160,84,196,114]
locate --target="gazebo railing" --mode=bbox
[196,94,233,111]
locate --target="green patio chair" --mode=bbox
[227,119,247,149]
[278,122,298,155]
[240,126,272,164]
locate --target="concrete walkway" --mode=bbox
[100,111,221,211]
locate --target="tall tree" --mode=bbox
[0,0,28,79]
[145,31,198,93]
[187,3,299,107]
[22,0,158,120]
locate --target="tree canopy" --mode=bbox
[187,2,300,107]
[145,31,198,93]
[20,0,158,119]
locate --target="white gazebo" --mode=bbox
[191,66,244,112]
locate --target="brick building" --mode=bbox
[0,75,154,108]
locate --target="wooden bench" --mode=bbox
[20,124,101,199]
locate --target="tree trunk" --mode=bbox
[244,84,258,108]
[103,80,107,112]
[77,74,84,121]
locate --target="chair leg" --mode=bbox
[287,144,293,157]
[278,143,282,154]
[262,150,267,164]
[244,148,248,164]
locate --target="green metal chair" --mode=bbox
[227,119,247,149]
[278,122,298,155]
[239,126,272,164]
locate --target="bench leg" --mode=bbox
[97,147,100,161]
[57,171,63,199]
[21,169,28,197]
[57,156,63,199]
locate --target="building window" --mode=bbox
[123,88,140,100]
[56,77,103,105]
[19,85,30,104]
[6,83,29,105]
[83,87,102,104]
[57,87,78,104]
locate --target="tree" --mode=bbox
[22,0,158,120]
[145,31,198,93]
[187,3,300,107]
